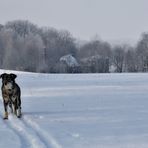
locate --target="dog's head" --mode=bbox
[0,73,17,90]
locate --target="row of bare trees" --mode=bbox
[111,33,148,73]
[0,20,148,73]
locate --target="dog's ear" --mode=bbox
[10,73,17,80]
[0,73,7,79]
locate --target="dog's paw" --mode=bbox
[17,115,21,118]
[3,112,8,120]
[3,116,8,120]
[17,113,22,118]
[17,108,22,118]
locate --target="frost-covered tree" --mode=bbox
[20,33,44,72]
[0,27,45,72]
[5,20,39,37]
[1,19,148,73]
[0,28,16,69]
[58,54,79,73]
[40,28,77,72]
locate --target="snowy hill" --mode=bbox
[0,70,148,148]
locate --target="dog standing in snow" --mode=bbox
[0,73,21,119]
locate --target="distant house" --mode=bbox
[59,54,80,73]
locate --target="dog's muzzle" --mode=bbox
[4,82,13,90]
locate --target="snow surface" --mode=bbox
[0,70,148,148]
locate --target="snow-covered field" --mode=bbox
[0,70,148,148]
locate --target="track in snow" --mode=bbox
[0,101,61,148]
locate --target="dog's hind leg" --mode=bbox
[17,96,22,118]
[3,100,8,119]
[17,100,22,118]
[14,98,21,118]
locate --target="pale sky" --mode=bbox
[0,0,148,44]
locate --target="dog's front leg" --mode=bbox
[13,103,17,116]
[3,100,8,119]
[9,101,13,113]
[17,106,21,118]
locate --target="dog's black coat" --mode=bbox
[0,73,21,119]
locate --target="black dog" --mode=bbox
[0,73,21,119]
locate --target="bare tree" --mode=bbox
[124,48,137,72]
[112,46,125,73]
[136,32,148,72]
[78,39,111,73]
